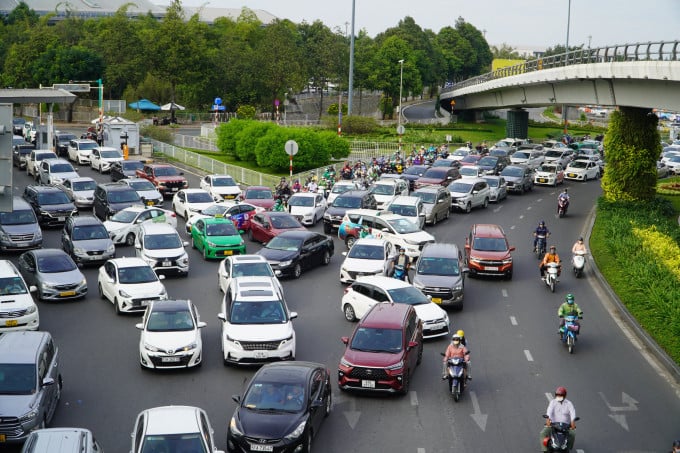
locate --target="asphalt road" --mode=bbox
[6,144,680,452]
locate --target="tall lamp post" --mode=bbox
[397,59,404,151]
[347,0,356,116]
[562,0,572,139]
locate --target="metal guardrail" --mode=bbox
[450,41,680,91]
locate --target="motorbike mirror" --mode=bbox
[440,352,446,357]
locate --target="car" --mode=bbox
[26,150,57,179]
[447,178,491,213]
[56,176,97,209]
[657,161,670,178]
[130,406,224,453]
[326,180,360,204]
[12,142,34,169]
[543,149,573,168]
[412,243,468,310]
[533,163,565,186]
[411,185,451,225]
[172,188,215,219]
[22,184,78,227]
[185,201,263,234]
[509,149,545,170]
[340,275,449,338]
[217,254,281,294]
[67,138,98,165]
[135,299,206,369]
[110,159,145,182]
[256,230,333,279]
[93,182,144,220]
[458,154,483,167]
[500,164,534,194]
[199,174,242,201]
[665,155,680,174]
[118,177,164,206]
[20,427,103,453]
[339,237,394,284]
[97,257,168,314]
[248,211,306,243]
[448,147,470,161]
[385,195,426,229]
[135,222,189,277]
[323,189,377,233]
[61,215,116,266]
[227,362,331,452]
[0,197,43,251]
[217,276,298,365]
[477,155,510,175]
[564,160,600,181]
[241,185,276,210]
[37,158,80,185]
[89,146,123,173]
[338,302,423,394]
[17,249,87,301]
[190,216,246,259]
[459,165,485,179]
[53,132,77,157]
[12,117,26,136]
[661,149,680,164]
[400,164,430,191]
[368,179,409,210]
[464,223,515,279]
[287,192,327,225]
[104,205,177,246]
[0,260,40,332]
[431,158,460,168]
[413,166,461,189]
[483,175,508,202]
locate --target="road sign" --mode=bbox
[53,83,90,92]
[396,125,405,135]
[285,140,299,156]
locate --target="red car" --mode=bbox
[458,154,483,166]
[241,185,275,210]
[414,167,461,189]
[247,211,306,243]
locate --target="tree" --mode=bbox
[455,18,493,76]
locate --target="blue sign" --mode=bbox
[214,97,222,105]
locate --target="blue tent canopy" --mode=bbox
[129,99,161,111]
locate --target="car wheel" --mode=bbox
[464,202,471,214]
[323,223,331,234]
[324,390,332,418]
[98,283,105,300]
[482,198,488,209]
[416,343,423,365]
[584,174,588,182]
[322,250,331,265]
[432,212,438,225]
[125,233,135,246]
[445,209,450,220]
[343,304,357,322]
[114,298,121,315]
[303,429,312,453]
[191,237,196,249]
[400,370,410,395]
[345,235,357,249]
[203,245,209,260]
[292,263,302,279]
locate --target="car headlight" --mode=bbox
[25,304,37,314]
[142,253,156,263]
[452,285,463,292]
[340,357,354,367]
[207,241,217,248]
[143,342,161,352]
[279,335,293,348]
[179,342,197,352]
[179,254,189,265]
[78,278,88,289]
[279,260,292,267]
[225,335,242,347]
[229,417,243,436]
[41,281,56,290]
[469,258,481,264]
[119,289,132,298]
[35,229,42,240]
[73,247,86,255]
[284,421,307,441]
[18,409,38,423]
[106,244,115,253]
[385,360,404,370]
[502,257,513,264]
[0,232,9,242]
[159,287,167,297]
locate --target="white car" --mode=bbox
[97,257,168,314]
[26,150,57,178]
[564,160,600,181]
[199,174,242,201]
[534,163,565,186]
[119,178,164,207]
[543,149,573,168]
[459,165,485,179]
[368,178,410,209]
[217,277,297,365]
[185,201,264,234]
[67,139,98,165]
[217,254,282,294]
[340,275,449,339]
[339,237,394,284]
[103,206,177,245]
[447,178,491,213]
[136,299,205,369]
[135,222,189,277]
[483,175,508,202]
[327,180,359,204]
[57,176,96,209]
[38,158,80,185]
[447,147,470,161]
[0,260,39,332]
[510,150,545,170]
[385,195,426,229]
[287,192,327,226]
[664,155,680,174]
[172,188,215,219]
[89,147,123,173]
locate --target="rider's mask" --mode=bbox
[452,339,460,345]
[555,396,565,402]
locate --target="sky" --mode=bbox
[155,0,680,50]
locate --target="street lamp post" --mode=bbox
[398,59,404,151]
[562,0,572,138]
[347,0,356,116]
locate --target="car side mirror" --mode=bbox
[182,241,189,247]
[341,336,349,345]
[509,246,516,252]
[289,311,298,320]
[41,377,55,387]
[197,321,207,328]
[232,395,241,404]
[217,313,227,322]
[135,323,144,330]
[407,341,419,350]
[461,267,470,274]
[29,285,38,293]
[158,274,165,280]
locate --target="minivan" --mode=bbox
[93,182,144,220]
[412,243,469,310]
[21,428,102,453]
[0,197,42,251]
[385,195,426,229]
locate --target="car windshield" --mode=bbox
[51,163,75,173]
[232,262,274,278]
[37,191,71,205]
[422,168,447,178]
[140,434,207,453]
[544,150,563,158]
[459,167,479,177]
[460,155,480,164]
[432,159,452,167]
[145,233,182,249]
[538,165,558,173]
[453,149,468,157]
[418,257,459,276]
[122,161,144,171]
[270,216,302,229]
[0,276,28,295]
[413,191,436,203]
[388,204,417,217]
[333,196,361,208]
[0,209,36,225]
[78,142,98,150]
[243,382,301,412]
[473,237,508,252]
[186,192,213,203]
[119,266,158,284]
[245,189,273,200]
[501,167,524,177]
[387,286,430,305]
[147,308,195,331]
[0,364,36,395]
[331,184,353,194]
[201,204,227,216]
[385,218,420,233]
[484,178,499,188]
[127,180,156,191]
[288,196,314,207]
[71,180,97,191]
[489,149,508,157]
[670,156,680,163]
[153,166,181,176]
[72,225,109,240]
[493,141,509,148]
[212,176,236,187]
[350,327,403,353]
[265,236,302,251]
[512,151,530,159]
[569,161,588,169]
[36,153,56,161]
[478,157,497,166]
[347,244,383,260]
[100,150,122,159]
[108,190,140,203]
[229,300,287,324]
[110,210,138,223]
[404,166,427,175]
[58,134,76,142]
[370,184,395,195]
[206,222,238,236]
[448,182,473,193]
[37,254,76,273]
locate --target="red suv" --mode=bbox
[338,303,423,394]
[464,223,515,279]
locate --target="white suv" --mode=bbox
[67,138,98,165]
[135,222,189,277]
[97,257,168,314]
[0,260,39,332]
[368,178,409,209]
[447,177,491,213]
[217,277,297,365]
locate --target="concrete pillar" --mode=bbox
[506,108,528,139]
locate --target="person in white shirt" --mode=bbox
[540,386,577,452]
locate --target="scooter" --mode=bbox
[572,251,586,278]
[543,262,560,293]
[441,353,467,402]
[392,264,407,281]
[557,197,569,217]
[535,235,547,260]
[560,314,581,354]
[542,415,579,452]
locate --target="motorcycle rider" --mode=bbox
[275,177,291,199]
[571,237,587,254]
[455,329,471,379]
[540,245,562,279]
[533,221,551,252]
[558,188,570,213]
[558,293,583,335]
[670,439,680,453]
[442,333,471,380]
[307,178,318,193]
[292,179,302,193]
[389,247,412,282]
[271,197,286,212]
[540,386,577,453]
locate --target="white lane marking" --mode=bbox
[510,316,517,325]
[510,225,516,230]
[502,289,508,297]
[417,449,426,453]
[493,206,502,213]
[526,206,532,210]
[409,390,418,406]
[519,214,525,219]
[524,350,534,361]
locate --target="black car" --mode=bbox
[13,143,34,169]
[110,160,145,182]
[53,133,77,158]
[322,190,377,233]
[12,117,25,136]
[22,185,78,227]
[227,361,331,453]
[93,182,144,220]
[256,230,334,279]
[477,155,511,175]
[400,164,430,191]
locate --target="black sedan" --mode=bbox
[227,361,332,453]
[256,230,333,279]
[400,164,430,191]
[110,159,145,182]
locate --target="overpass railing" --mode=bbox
[451,41,680,91]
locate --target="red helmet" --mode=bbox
[555,386,567,397]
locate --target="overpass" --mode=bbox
[439,41,680,137]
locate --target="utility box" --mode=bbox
[98,116,140,155]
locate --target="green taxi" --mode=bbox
[190,216,246,259]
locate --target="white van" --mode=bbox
[385,195,426,229]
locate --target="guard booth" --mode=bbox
[97,116,140,155]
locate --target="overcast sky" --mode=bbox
[156,0,680,49]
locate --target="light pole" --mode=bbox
[562,0,572,138]
[347,0,356,116]
[565,0,571,53]
[398,59,404,151]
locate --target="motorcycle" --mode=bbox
[542,415,579,452]
[535,235,547,260]
[571,251,586,278]
[560,314,581,354]
[392,264,407,281]
[557,197,569,217]
[543,262,560,293]
[441,353,467,402]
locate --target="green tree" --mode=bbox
[455,18,492,76]
[31,45,105,86]
[434,26,472,84]
[369,36,419,119]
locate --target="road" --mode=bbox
[5,138,680,452]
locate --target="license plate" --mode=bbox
[146,201,154,206]
[224,195,235,199]
[222,250,233,256]
[361,380,375,388]
[254,351,267,359]
[60,291,76,297]
[17,242,29,247]
[539,178,547,183]
[485,266,498,271]
[171,187,179,191]
[5,320,18,327]
[162,261,171,267]
[432,297,442,304]
[57,217,65,222]
[161,357,180,363]
[568,173,576,177]
[249,444,273,452]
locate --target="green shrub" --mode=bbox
[236,105,257,119]
[139,125,173,143]
[341,116,379,135]
[327,103,347,116]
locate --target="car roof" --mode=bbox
[0,331,51,364]
[472,223,506,237]
[98,182,133,191]
[352,237,388,247]
[0,259,22,276]
[231,255,268,263]
[452,177,486,184]
[108,257,152,269]
[245,185,271,190]
[28,184,65,193]
[181,188,210,194]
[289,192,317,198]
[71,138,97,144]
[354,275,411,290]
[360,302,411,328]
[139,222,178,234]
[66,176,95,183]
[28,248,71,259]
[252,361,323,385]
[149,299,190,312]
[336,189,370,198]
[142,406,202,436]
[276,230,316,239]
[421,242,459,257]
[69,215,104,226]
[413,185,445,193]
[43,158,71,165]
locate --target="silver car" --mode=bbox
[17,249,87,301]
[61,216,116,266]
[412,243,468,309]
[483,176,508,202]
[412,186,452,225]
[57,176,96,209]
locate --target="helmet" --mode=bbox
[456,329,465,337]
[539,220,545,226]
[673,440,680,448]
[565,293,575,304]
[563,188,568,193]
[550,245,556,251]
[452,334,461,342]
[578,236,584,242]
[555,386,567,397]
